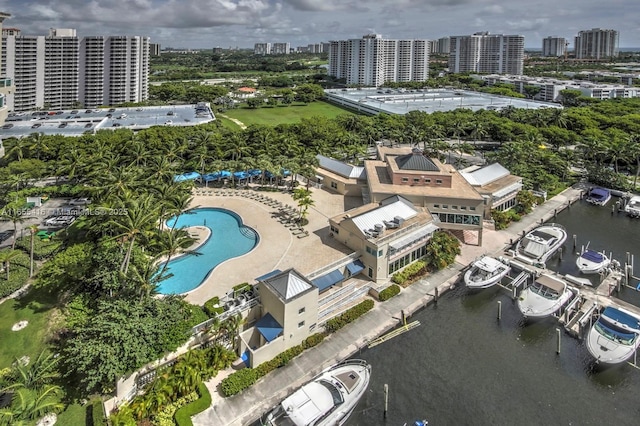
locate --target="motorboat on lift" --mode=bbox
[517,274,577,319]
[261,359,371,426]
[464,255,511,289]
[576,249,611,274]
[515,223,567,266]
[586,306,640,366]
[585,187,611,206]
[624,195,640,218]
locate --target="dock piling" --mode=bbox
[558,247,563,260]
[556,328,561,354]
[512,285,517,300]
[497,301,502,321]
[434,287,439,303]
[573,234,577,250]
[383,384,388,418]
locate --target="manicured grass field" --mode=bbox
[0,286,57,369]
[222,100,356,127]
[216,115,243,130]
[57,402,87,425]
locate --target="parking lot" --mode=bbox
[0,197,90,248]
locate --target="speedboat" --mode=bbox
[261,359,371,426]
[586,306,640,366]
[515,223,567,266]
[624,195,640,218]
[517,274,576,319]
[585,187,611,206]
[464,255,511,289]
[576,249,610,274]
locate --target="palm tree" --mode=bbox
[108,195,158,275]
[28,225,38,277]
[3,351,61,391]
[0,207,25,250]
[128,260,169,303]
[26,132,49,160]
[0,249,21,281]
[222,314,245,351]
[154,228,196,275]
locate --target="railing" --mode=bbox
[307,252,361,280]
[318,286,371,322]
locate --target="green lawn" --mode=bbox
[216,115,242,131]
[222,100,355,127]
[0,285,58,369]
[57,402,87,426]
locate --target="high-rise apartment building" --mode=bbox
[328,34,429,86]
[150,43,161,56]
[542,36,566,57]
[0,11,14,129]
[271,42,290,54]
[435,37,450,54]
[574,28,619,59]
[2,30,149,111]
[448,32,524,75]
[254,43,270,55]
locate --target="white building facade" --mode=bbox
[574,28,619,59]
[253,43,270,55]
[328,34,429,86]
[542,36,566,57]
[2,30,149,111]
[449,32,524,75]
[271,42,290,54]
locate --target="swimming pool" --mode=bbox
[157,208,258,294]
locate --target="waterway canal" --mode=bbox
[348,196,640,426]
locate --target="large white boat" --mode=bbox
[261,359,371,426]
[586,306,640,366]
[624,195,640,218]
[576,249,611,275]
[515,223,567,266]
[464,255,511,290]
[585,187,611,206]
[517,274,576,319]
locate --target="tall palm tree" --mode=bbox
[222,314,245,352]
[28,225,38,278]
[0,249,21,281]
[0,208,25,250]
[108,195,158,275]
[153,228,196,275]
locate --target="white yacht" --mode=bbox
[585,187,611,206]
[517,274,576,319]
[624,195,640,218]
[464,256,511,290]
[261,359,371,426]
[515,223,567,266]
[576,249,610,275]
[586,306,640,366]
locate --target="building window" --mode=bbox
[470,206,476,211]
[452,205,458,210]
[368,267,373,278]
[436,179,442,184]
[442,205,448,209]
[298,307,305,314]
[433,204,440,208]
[298,321,305,328]
[413,178,420,183]
[330,181,338,189]
[461,206,467,210]
[425,179,431,183]
[401,178,408,183]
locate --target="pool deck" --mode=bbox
[183,186,360,305]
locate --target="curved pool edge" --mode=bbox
[158,207,260,297]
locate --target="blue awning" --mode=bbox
[312,269,344,292]
[256,312,283,343]
[346,260,365,276]
[173,172,201,182]
[256,269,282,282]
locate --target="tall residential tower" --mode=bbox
[328,34,429,86]
[542,36,567,57]
[448,32,524,75]
[574,28,619,59]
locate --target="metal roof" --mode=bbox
[317,155,365,179]
[389,223,439,251]
[351,199,418,233]
[265,269,314,301]
[460,163,510,186]
[394,150,440,172]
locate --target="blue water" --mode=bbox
[157,208,258,294]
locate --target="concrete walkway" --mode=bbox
[218,114,247,129]
[193,185,588,426]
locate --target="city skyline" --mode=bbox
[1,0,638,50]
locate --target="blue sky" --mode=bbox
[0,0,638,49]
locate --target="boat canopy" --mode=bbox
[474,256,504,273]
[601,307,640,332]
[535,274,565,294]
[581,250,605,263]
[589,187,610,200]
[282,382,334,426]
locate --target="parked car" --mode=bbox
[32,123,42,129]
[0,230,14,243]
[71,110,79,114]
[2,123,13,129]
[68,197,91,206]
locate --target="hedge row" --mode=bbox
[15,236,62,260]
[91,400,106,426]
[391,260,427,286]
[174,382,211,426]
[0,252,31,299]
[378,284,401,301]
[202,296,223,317]
[324,299,374,333]
[220,333,327,397]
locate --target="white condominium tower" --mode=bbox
[80,36,149,108]
[448,32,524,75]
[328,34,429,86]
[574,28,619,59]
[0,11,14,126]
[542,36,567,57]
[2,30,149,111]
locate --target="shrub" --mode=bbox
[391,260,427,286]
[202,296,223,317]
[174,382,212,426]
[91,399,106,426]
[378,284,400,301]
[301,333,326,349]
[0,252,31,298]
[324,299,374,333]
[154,392,198,426]
[15,236,62,260]
[220,368,257,397]
[232,282,251,295]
